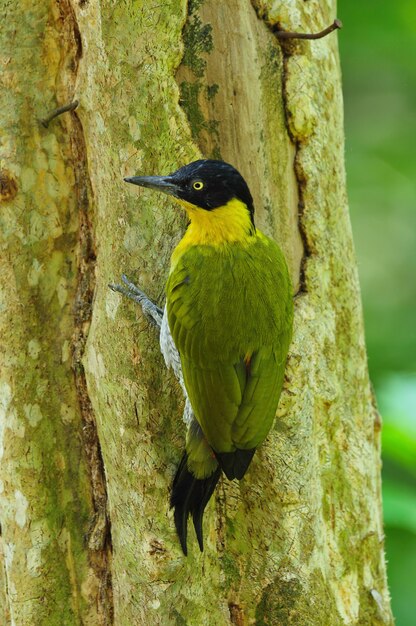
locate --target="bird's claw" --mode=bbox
[108,275,163,329]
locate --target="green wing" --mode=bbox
[167,234,293,456]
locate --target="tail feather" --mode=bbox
[171,453,221,555]
[215,448,256,480]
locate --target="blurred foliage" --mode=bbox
[381,376,416,531]
[339,0,416,381]
[338,1,416,624]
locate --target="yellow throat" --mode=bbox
[171,198,255,267]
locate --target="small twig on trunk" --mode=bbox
[40,100,79,128]
[275,18,342,41]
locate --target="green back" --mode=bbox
[167,233,293,453]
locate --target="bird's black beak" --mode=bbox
[124,175,181,197]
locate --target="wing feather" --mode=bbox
[167,234,293,457]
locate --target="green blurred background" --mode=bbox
[338,1,416,623]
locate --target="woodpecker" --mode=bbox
[111,159,293,555]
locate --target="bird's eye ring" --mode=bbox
[192,181,204,191]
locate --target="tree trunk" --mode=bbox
[0,1,393,624]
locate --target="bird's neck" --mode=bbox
[181,197,255,246]
[170,198,256,270]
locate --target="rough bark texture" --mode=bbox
[0,1,392,625]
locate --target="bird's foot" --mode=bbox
[108,274,163,329]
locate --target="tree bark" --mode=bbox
[0,1,393,625]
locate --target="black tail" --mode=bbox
[215,448,256,480]
[170,453,221,555]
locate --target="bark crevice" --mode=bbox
[280,56,310,296]
[62,0,114,621]
[249,3,310,294]
[70,107,114,626]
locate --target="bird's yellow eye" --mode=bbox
[192,180,204,191]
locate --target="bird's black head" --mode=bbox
[124,159,255,224]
